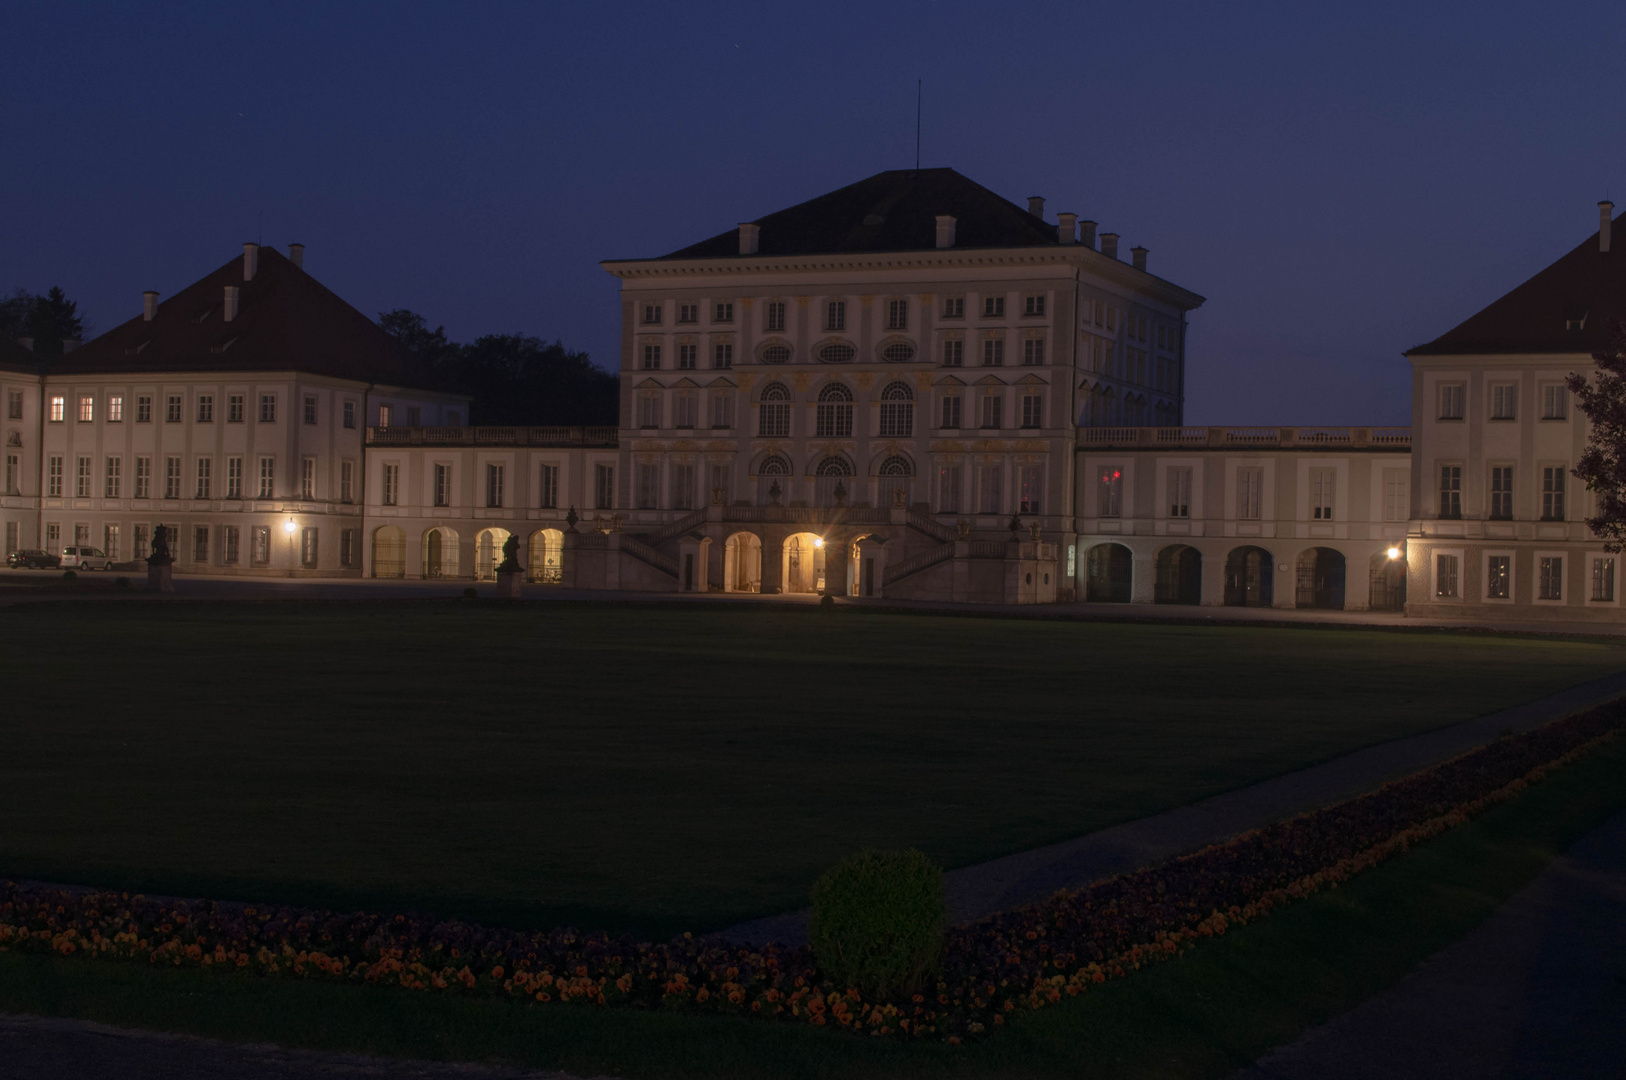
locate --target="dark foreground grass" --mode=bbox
[3,599,1625,937]
[4,729,1623,1079]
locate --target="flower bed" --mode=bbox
[2,701,1621,1042]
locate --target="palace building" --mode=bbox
[2,172,1622,620]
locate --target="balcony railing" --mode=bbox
[366,425,619,447]
[1078,426,1411,449]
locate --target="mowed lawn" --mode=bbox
[2,600,1623,939]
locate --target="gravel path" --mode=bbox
[722,670,1626,946]
[1235,803,1626,1080]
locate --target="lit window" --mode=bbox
[1487,555,1510,599]
[1098,468,1123,517]
[1436,554,1460,598]
[49,396,64,422]
[78,395,94,422]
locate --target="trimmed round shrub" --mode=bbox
[809,848,946,998]
[819,593,835,610]
[463,587,478,599]
[60,570,77,581]
[114,577,131,588]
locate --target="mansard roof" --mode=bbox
[53,247,449,390]
[657,168,1063,259]
[1408,208,1626,357]
[0,335,41,376]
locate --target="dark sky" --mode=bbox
[7,2,1625,424]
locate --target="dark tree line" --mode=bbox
[1,286,86,360]
[379,310,617,426]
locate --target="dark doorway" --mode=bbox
[1154,545,1202,604]
[1295,547,1346,609]
[1223,546,1274,607]
[1085,543,1134,603]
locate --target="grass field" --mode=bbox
[2,599,1624,937]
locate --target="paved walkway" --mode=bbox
[1236,804,1626,1080]
[722,670,1626,946]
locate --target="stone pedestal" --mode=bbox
[147,560,174,593]
[496,568,523,599]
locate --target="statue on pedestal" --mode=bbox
[146,524,175,593]
[497,533,521,574]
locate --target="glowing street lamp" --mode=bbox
[283,516,297,535]
[812,536,825,549]
[1386,546,1403,560]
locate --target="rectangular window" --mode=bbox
[982,295,1006,318]
[641,303,662,325]
[1542,466,1566,520]
[714,342,733,369]
[710,391,733,429]
[1542,385,1569,420]
[1592,557,1615,602]
[342,400,355,428]
[195,457,211,499]
[1238,467,1263,520]
[194,525,209,563]
[942,339,963,367]
[982,338,1004,367]
[888,298,908,330]
[714,302,734,323]
[301,457,316,500]
[3,520,14,556]
[677,343,697,370]
[642,343,661,370]
[1437,554,1460,598]
[378,404,393,427]
[1024,294,1045,317]
[1487,554,1511,599]
[638,392,661,429]
[224,526,240,564]
[1310,467,1335,520]
[75,456,91,498]
[1490,466,1513,519]
[434,463,450,507]
[979,393,1002,429]
[1021,393,1043,429]
[1437,383,1464,420]
[672,463,696,510]
[758,396,789,437]
[879,393,913,437]
[1022,338,1045,366]
[340,460,354,504]
[708,463,731,504]
[940,394,962,429]
[134,457,151,499]
[1490,383,1516,420]
[1539,556,1563,600]
[133,524,148,559]
[1019,465,1043,514]
[74,523,89,547]
[136,395,152,423]
[677,303,698,323]
[258,456,275,499]
[340,528,356,568]
[165,456,181,499]
[301,527,318,568]
[1439,465,1462,518]
[228,394,244,422]
[1097,467,1122,517]
[47,455,63,497]
[636,463,659,509]
[382,463,399,506]
[49,396,63,422]
[252,526,270,565]
[102,523,119,560]
[539,464,559,508]
[107,394,123,422]
[825,300,846,331]
[304,395,318,424]
[595,463,614,509]
[979,465,1003,514]
[943,297,965,318]
[765,301,785,332]
[486,462,504,507]
[1169,467,1192,518]
[78,395,94,422]
[406,406,420,426]
[259,394,276,423]
[166,395,182,423]
[6,389,21,420]
[227,457,242,499]
[195,394,213,422]
[45,523,59,551]
[938,463,963,513]
[5,453,18,494]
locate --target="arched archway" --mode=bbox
[423,527,460,579]
[1085,543,1133,603]
[372,525,406,579]
[1295,547,1346,609]
[724,531,762,593]
[1154,545,1202,604]
[782,531,825,594]
[528,528,563,584]
[1370,550,1407,611]
[475,528,513,581]
[1224,546,1274,606]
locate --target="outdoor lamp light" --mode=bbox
[1386,546,1402,560]
[284,516,297,535]
[813,537,824,549]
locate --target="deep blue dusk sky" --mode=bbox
[6,2,1625,424]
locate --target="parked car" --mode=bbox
[59,546,116,571]
[6,548,59,569]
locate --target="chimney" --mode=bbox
[142,290,159,321]
[935,214,957,249]
[1080,220,1098,249]
[1100,232,1120,260]
[243,242,259,281]
[62,337,81,353]
[1057,212,1078,244]
[1131,246,1148,271]
[288,242,305,270]
[1027,195,1045,219]
[223,285,240,322]
[738,223,760,255]
[1601,201,1614,254]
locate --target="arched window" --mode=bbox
[879,381,914,437]
[881,342,915,363]
[877,454,912,508]
[760,344,791,364]
[816,456,854,476]
[816,383,854,437]
[759,454,790,475]
[814,455,854,506]
[758,382,791,437]
[757,454,790,505]
[818,342,856,364]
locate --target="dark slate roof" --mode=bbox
[0,335,41,376]
[657,168,1061,259]
[1408,208,1626,356]
[53,247,451,390]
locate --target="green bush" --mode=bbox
[60,570,77,581]
[808,848,946,998]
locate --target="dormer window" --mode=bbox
[1565,315,1587,331]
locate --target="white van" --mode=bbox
[60,546,116,570]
